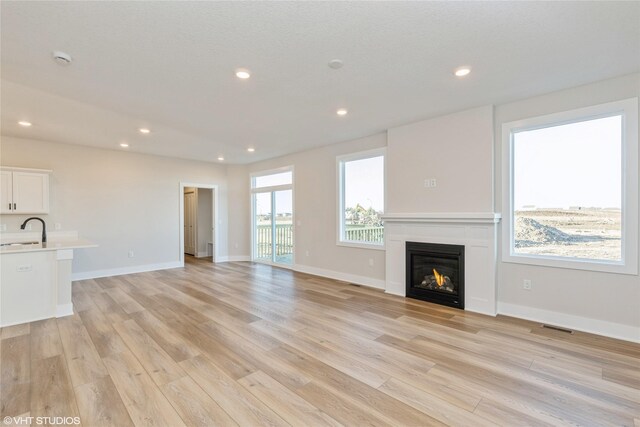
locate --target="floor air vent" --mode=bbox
[541,324,574,334]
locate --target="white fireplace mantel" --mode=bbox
[382,212,501,224]
[383,212,501,316]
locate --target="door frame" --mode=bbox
[250,166,295,268]
[179,182,219,265]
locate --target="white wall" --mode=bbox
[494,73,640,340]
[240,133,388,287]
[226,164,250,261]
[387,105,494,213]
[0,136,229,277]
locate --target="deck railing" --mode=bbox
[256,224,294,259]
[344,226,384,243]
[255,224,384,259]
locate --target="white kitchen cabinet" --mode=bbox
[0,231,97,326]
[0,167,51,214]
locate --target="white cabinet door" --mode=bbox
[12,172,49,214]
[0,171,12,214]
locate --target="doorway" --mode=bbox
[251,168,294,266]
[180,183,218,265]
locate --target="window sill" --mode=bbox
[502,252,638,275]
[337,241,386,251]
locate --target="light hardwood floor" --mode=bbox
[1,257,639,426]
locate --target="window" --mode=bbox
[337,149,385,248]
[253,171,293,189]
[502,98,638,274]
[251,167,294,265]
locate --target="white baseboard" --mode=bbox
[195,251,210,258]
[216,255,251,262]
[293,264,385,290]
[498,301,640,343]
[72,261,182,281]
[56,303,74,318]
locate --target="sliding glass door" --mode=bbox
[252,168,293,266]
[254,192,272,262]
[274,189,293,264]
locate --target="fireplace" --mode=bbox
[406,242,465,309]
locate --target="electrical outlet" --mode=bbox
[523,279,532,290]
[128,250,134,258]
[424,178,437,188]
[26,224,32,231]
[369,258,374,267]
[0,224,6,232]
[305,250,310,257]
[54,223,62,230]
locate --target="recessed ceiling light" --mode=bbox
[454,66,471,77]
[18,121,32,127]
[235,69,251,79]
[139,128,151,134]
[336,108,348,116]
[247,147,255,152]
[217,156,225,161]
[328,59,344,69]
[120,143,129,148]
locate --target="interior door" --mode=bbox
[184,191,196,255]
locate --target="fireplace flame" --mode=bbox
[433,268,445,287]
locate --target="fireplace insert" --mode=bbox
[406,241,464,309]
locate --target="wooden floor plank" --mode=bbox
[1,323,30,340]
[102,350,186,427]
[160,376,239,427]
[30,355,81,421]
[272,344,445,427]
[74,376,135,427]
[30,319,64,361]
[103,287,145,315]
[129,310,200,363]
[112,319,185,386]
[56,314,108,387]
[0,334,30,417]
[238,370,343,427]
[179,354,289,427]
[78,309,128,358]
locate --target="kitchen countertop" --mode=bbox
[0,238,97,254]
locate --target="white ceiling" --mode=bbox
[2,1,639,164]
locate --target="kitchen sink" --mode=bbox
[0,241,41,247]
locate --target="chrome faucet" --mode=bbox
[20,217,47,243]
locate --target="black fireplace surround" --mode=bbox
[406,241,465,309]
